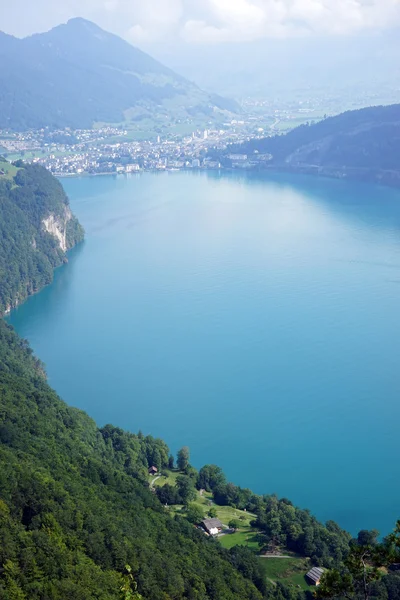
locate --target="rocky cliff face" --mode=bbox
[0,162,84,317]
[42,206,73,253]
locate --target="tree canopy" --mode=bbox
[0,319,264,599]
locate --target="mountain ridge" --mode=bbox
[0,19,239,130]
[231,103,400,186]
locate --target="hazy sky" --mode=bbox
[1,0,400,44]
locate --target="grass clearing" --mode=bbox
[211,504,256,527]
[185,495,256,528]
[154,469,314,589]
[0,160,20,181]
[219,529,260,550]
[5,152,39,162]
[152,469,180,487]
[154,471,258,534]
[258,557,314,590]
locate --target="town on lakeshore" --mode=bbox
[0,93,351,178]
[2,84,396,179]
[0,118,285,177]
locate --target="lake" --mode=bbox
[7,170,400,535]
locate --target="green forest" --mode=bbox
[0,161,84,315]
[0,319,268,599]
[0,162,399,599]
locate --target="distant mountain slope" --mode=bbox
[0,18,238,130]
[236,104,400,185]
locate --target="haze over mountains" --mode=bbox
[234,103,400,186]
[147,28,400,102]
[0,18,239,131]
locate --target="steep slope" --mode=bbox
[0,19,238,130]
[0,319,265,599]
[0,162,84,314]
[236,103,400,185]
[0,163,264,599]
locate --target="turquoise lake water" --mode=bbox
[7,171,400,535]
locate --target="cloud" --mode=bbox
[178,0,400,42]
[2,0,400,42]
[123,0,400,44]
[125,0,184,42]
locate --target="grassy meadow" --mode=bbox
[0,160,20,181]
[151,470,314,590]
[258,557,314,591]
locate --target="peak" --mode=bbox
[41,18,112,42]
[65,18,102,31]
[67,18,95,26]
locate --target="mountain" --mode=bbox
[0,18,239,131]
[0,160,84,314]
[233,103,400,186]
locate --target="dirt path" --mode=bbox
[150,475,161,489]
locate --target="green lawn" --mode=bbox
[0,160,19,180]
[154,471,258,540]
[185,494,256,529]
[5,151,39,162]
[152,469,180,487]
[154,471,318,591]
[211,504,255,527]
[258,557,314,591]
[219,529,260,550]
[272,115,324,132]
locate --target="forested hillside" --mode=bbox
[0,319,266,599]
[1,316,400,600]
[232,104,400,185]
[0,161,83,315]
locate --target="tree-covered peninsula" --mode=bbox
[0,161,84,315]
[0,164,399,599]
[226,103,400,187]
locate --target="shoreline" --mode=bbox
[55,167,222,179]
[55,166,400,191]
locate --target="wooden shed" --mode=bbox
[306,567,325,585]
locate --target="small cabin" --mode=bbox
[201,518,223,536]
[306,567,325,586]
[148,466,158,475]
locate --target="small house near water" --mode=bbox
[201,518,223,535]
[148,466,158,475]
